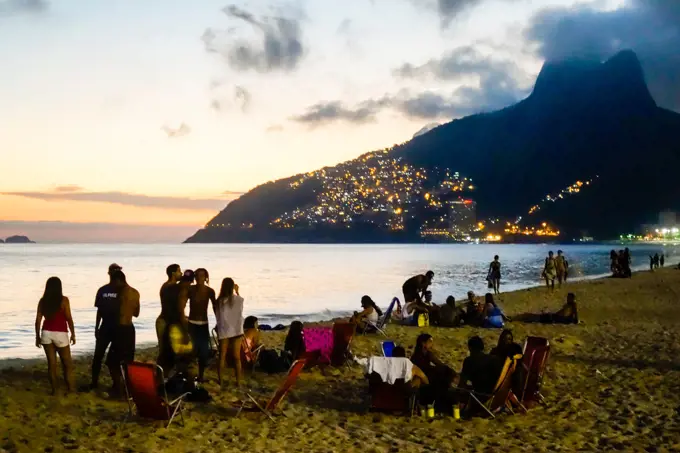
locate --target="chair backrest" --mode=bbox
[486,354,520,412]
[331,322,355,366]
[242,335,255,364]
[265,359,307,411]
[378,298,399,328]
[521,337,550,402]
[382,340,396,357]
[303,327,334,364]
[124,362,170,421]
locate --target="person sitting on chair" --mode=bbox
[411,334,455,411]
[458,336,503,395]
[284,321,305,360]
[242,316,262,366]
[350,295,383,333]
[490,329,523,359]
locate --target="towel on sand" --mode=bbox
[366,357,413,384]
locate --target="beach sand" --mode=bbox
[3,268,680,452]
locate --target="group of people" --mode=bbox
[542,250,569,290]
[610,248,633,278]
[382,330,524,414]
[648,253,665,271]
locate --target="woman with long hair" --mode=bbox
[350,295,383,333]
[34,277,76,394]
[215,277,245,388]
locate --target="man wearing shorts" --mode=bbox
[188,268,216,383]
[157,264,182,362]
[106,270,140,397]
[402,271,434,304]
[85,263,122,391]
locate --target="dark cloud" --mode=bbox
[210,84,252,113]
[2,190,236,211]
[0,0,47,17]
[161,123,191,138]
[411,0,507,27]
[525,0,680,111]
[290,98,390,126]
[202,4,305,73]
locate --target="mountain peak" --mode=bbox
[529,49,655,111]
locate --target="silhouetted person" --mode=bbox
[660,254,665,267]
[488,255,501,295]
[543,251,556,290]
[654,253,660,269]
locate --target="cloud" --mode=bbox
[2,190,237,211]
[290,99,387,126]
[410,0,507,27]
[221,190,245,196]
[0,0,47,17]
[266,124,284,133]
[53,185,83,193]
[524,0,680,111]
[202,4,305,73]
[234,85,251,112]
[161,123,191,138]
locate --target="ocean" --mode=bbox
[0,243,672,359]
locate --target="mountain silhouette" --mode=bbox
[187,50,680,243]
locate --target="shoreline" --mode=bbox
[3,268,680,451]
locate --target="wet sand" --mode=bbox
[3,268,680,452]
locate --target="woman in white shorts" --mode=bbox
[34,277,76,394]
[215,277,245,388]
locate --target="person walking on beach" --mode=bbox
[555,250,567,287]
[157,264,182,362]
[216,277,245,388]
[654,253,660,269]
[402,271,434,305]
[543,251,557,290]
[487,255,501,295]
[85,263,122,392]
[188,268,216,383]
[34,277,76,395]
[106,270,139,397]
[661,253,665,268]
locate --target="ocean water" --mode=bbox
[0,243,672,359]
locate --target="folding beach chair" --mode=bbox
[463,354,526,418]
[233,359,307,421]
[363,297,399,337]
[381,340,396,357]
[213,327,263,370]
[366,357,417,416]
[331,321,355,368]
[121,361,191,428]
[520,337,550,406]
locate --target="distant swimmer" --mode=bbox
[34,277,76,395]
[188,268,216,383]
[157,263,182,362]
[402,271,434,306]
[106,270,139,397]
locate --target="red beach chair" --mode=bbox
[331,321,355,368]
[520,336,550,406]
[121,361,191,428]
[233,359,307,421]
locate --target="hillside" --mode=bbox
[186,50,680,243]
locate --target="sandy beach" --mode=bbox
[3,268,680,452]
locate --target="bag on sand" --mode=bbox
[417,313,430,327]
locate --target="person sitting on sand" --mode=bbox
[490,330,523,359]
[215,277,245,388]
[187,268,216,383]
[350,295,383,333]
[402,271,434,306]
[284,320,305,360]
[463,291,485,327]
[514,293,579,324]
[458,336,504,396]
[543,251,557,290]
[34,277,76,395]
[483,293,511,323]
[439,296,465,327]
[411,333,455,411]
[105,270,140,397]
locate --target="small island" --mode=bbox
[3,235,35,244]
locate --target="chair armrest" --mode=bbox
[169,392,192,405]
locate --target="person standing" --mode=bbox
[402,271,434,306]
[215,278,245,388]
[555,250,567,287]
[188,268,216,383]
[34,277,76,395]
[660,253,665,267]
[85,263,122,392]
[106,270,140,397]
[488,255,501,295]
[157,264,182,362]
[543,251,557,290]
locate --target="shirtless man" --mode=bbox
[156,264,182,361]
[188,268,216,382]
[106,270,140,396]
[158,270,193,370]
[402,271,434,305]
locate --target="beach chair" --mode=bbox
[519,337,550,406]
[121,361,191,428]
[366,357,416,416]
[363,297,399,337]
[331,321,356,368]
[232,359,307,421]
[462,354,526,418]
[212,327,263,370]
[381,340,396,357]
[303,326,334,365]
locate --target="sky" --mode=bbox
[1,0,677,243]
